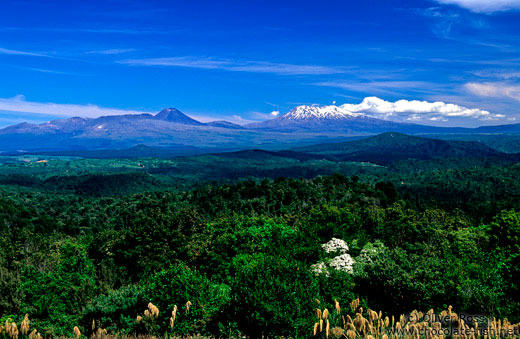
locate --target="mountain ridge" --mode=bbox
[291,132,508,164]
[1,105,520,152]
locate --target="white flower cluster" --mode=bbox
[322,238,349,254]
[312,238,355,275]
[328,254,355,273]
[311,261,327,274]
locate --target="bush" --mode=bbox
[140,263,231,337]
[19,239,97,336]
[82,284,145,335]
[230,253,320,338]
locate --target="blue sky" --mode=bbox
[0,0,519,127]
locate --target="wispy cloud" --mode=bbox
[121,57,231,69]
[465,82,520,101]
[434,0,520,14]
[0,26,178,35]
[86,48,136,55]
[0,95,149,118]
[119,56,344,75]
[0,47,50,57]
[471,69,520,79]
[398,55,520,67]
[418,6,518,53]
[22,67,73,75]
[314,80,441,96]
[188,113,256,125]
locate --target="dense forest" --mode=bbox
[1,152,520,338]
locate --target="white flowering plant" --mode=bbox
[311,238,355,275]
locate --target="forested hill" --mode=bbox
[1,172,520,337]
[10,133,517,166]
[292,132,510,164]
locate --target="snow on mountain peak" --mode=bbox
[282,105,364,120]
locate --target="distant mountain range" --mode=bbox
[17,133,519,169]
[2,105,520,152]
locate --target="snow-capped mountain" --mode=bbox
[281,105,364,120]
[1,103,514,153]
[246,104,409,132]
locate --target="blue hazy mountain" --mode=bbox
[1,105,519,152]
[291,132,506,164]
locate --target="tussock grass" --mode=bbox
[3,299,519,338]
[313,299,520,339]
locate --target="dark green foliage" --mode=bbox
[18,240,97,336]
[141,264,231,336]
[231,254,319,338]
[1,152,520,336]
[82,284,144,335]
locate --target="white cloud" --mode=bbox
[471,70,520,79]
[339,96,499,122]
[0,95,148,118]
[86,48,136,55]
[119,56,343,75]
[435,0,520,13]
[0,47,49,57]
[465,82,520,101]
[187,113,256,125]
[270,110,280,116]
[120,57,231,69]
[430,116,448,121]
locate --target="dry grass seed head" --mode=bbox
[20,314,29,335]
[326,319,330,338]
[347,314,353,324]
[367,323,374,335]
[354,314,366,332]
[323,308,330,319]
[350,299,360,312]
[147,302,159,318]
[347,329,357,339]
[10,322,19,339]
[313,322,319,336]
[73,326,81,338]
[170,305,178,329]
[368,309,378,322]
[331,327,344,338]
